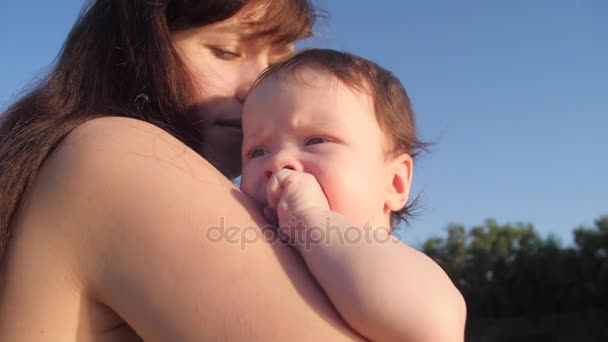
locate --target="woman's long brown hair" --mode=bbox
[0,0,315,266]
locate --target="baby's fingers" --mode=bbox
[266,174,281,210]
[266,168,295,210]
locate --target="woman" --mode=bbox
[0,0,364,340]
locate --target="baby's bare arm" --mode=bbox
[292,210,467,342]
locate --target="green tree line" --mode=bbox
[421,215,608,341]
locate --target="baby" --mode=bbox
[240,49,466,342]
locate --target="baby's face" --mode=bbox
[241,68,398,227]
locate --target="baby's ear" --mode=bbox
[385,153,413,211]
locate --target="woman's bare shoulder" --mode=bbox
[60,116,226,184]
[30,116,361,340]
[40,115,244,287]
[47,116,234,214]
[66,116,188,150]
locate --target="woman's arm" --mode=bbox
[39,117,363,341]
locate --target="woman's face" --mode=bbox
[172,14,293,178]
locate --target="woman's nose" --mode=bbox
[236,59,269,104]
[264,155,303,180]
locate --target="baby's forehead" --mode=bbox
[247,74,382,129]
[249,71,380,133]
[268,66,367,90]
[250,73,366,116]
[250,67,381,120]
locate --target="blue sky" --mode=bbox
[1,1,606,247]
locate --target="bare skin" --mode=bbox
[0,117,364,341]
[241,69,466,341]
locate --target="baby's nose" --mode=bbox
[264,165,296,181]
[264,156,303,180]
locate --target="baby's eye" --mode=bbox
[249,148,267,159]
[305,137,327,145]
[209,46,241,61]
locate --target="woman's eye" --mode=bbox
[210,47,241,60]
[305,137,326,145]
[249,148,266,158]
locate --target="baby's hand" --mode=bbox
[265,168,330,244]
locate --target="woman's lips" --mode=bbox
[215,120,242,136]
[216,119,242,129]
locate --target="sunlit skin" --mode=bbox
[241,67,413,229]
[172,18,293,178]
[240,68,466,341]
[0,9,368,342]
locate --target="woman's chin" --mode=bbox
[221,163,242,180]
[199,126,243,178]
[203,153,241,179]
